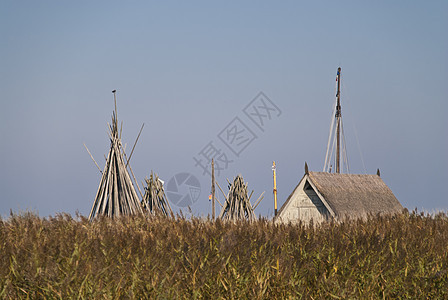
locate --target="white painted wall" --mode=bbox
[276,178,329,224]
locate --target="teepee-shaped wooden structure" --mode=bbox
[142,172,174,217]
[218,175,263,222]
[88,91,143,220]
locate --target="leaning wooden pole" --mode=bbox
[211,158,215,220]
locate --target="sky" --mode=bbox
[1,1,447,218]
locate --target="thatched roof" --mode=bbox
[278,171,402,221]
[308,172,402,219]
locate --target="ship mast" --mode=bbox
[336,67,341,173]
[323,67,349,173]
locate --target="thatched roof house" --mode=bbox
[275,167,403,224]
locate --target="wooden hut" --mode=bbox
[276,68,403,224]
[275,165,403,224]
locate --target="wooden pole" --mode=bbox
[211,159,215,220]
[123,150,144,199]
[272,161,278,216]
[253,191,265,210]
[126,123,145,168]
[336,67,341,173]
[215,180,227,200]
[84,143,102,174]
[112,90,117,125]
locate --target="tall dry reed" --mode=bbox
[0,210,447,298]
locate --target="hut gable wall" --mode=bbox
[276,177,328,224]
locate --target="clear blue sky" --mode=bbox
[1,1,447,217]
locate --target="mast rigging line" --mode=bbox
[323,80,339,172]
[340,120,350,173]
[340,79,367,174]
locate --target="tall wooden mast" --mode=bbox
[323,67,349,174]
[272,161,278,216]
[336,67,341,173]
[211,158,215,220]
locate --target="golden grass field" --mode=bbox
[1,210,447,299]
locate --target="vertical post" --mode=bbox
[112,89,117,130]
[335,68,341,173]
[211,159,215,220]
[272,161,278,216]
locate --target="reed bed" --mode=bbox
[1,210,447,299]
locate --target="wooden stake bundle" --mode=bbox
[88,99,143,221]
[218,175,259,222]
[142,172,174,217]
